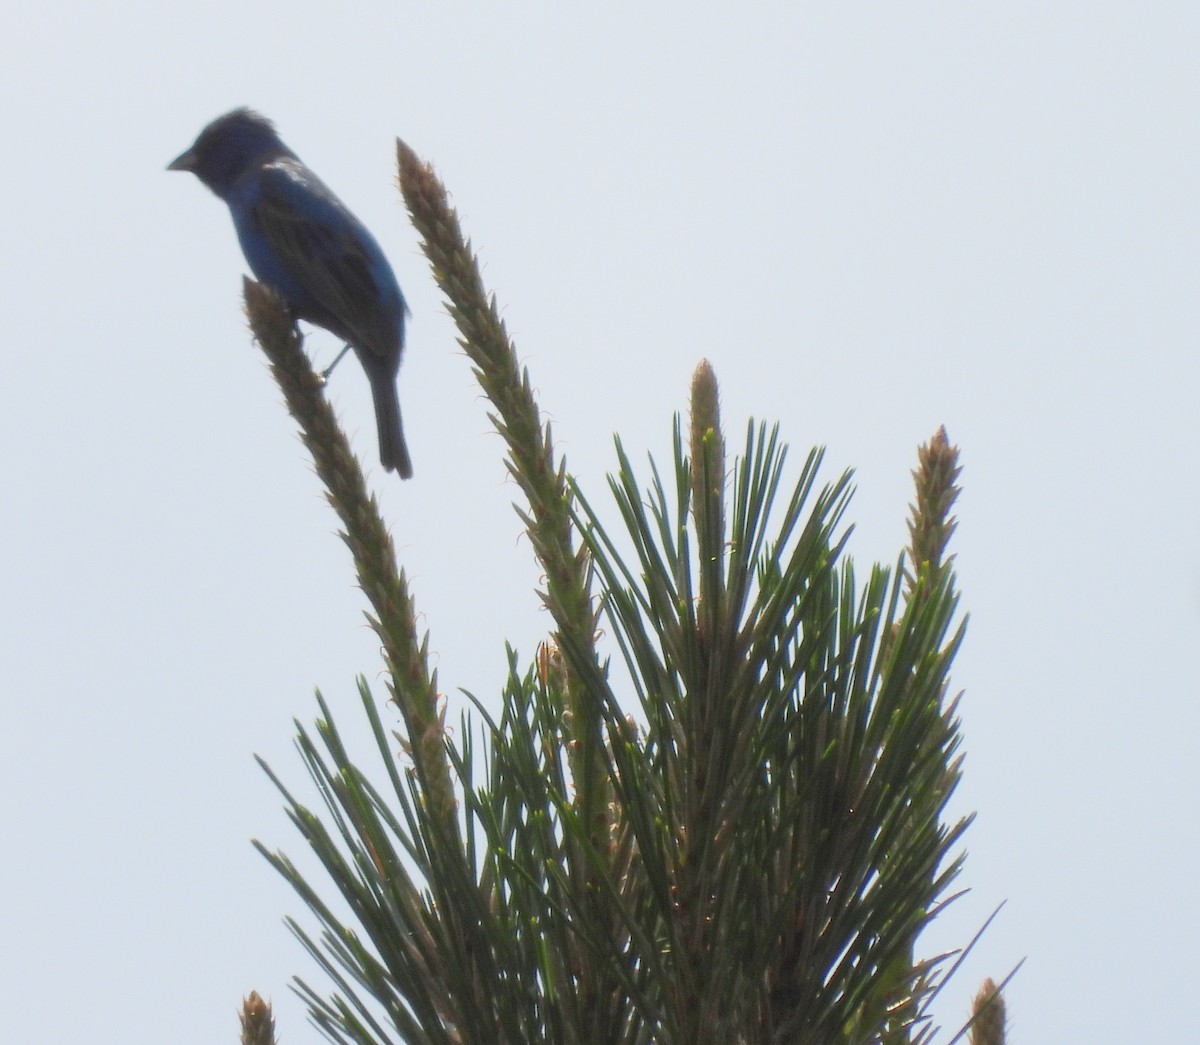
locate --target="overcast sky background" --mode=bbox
[2,4,1196,1042]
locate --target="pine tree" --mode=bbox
[237,143,1009,1045]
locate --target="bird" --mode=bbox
[168,108,413,478]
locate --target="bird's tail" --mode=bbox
[372,379,413,479]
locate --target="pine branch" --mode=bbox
[243,281,456,831]
[395,142,620,1025]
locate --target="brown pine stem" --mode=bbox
[242,280,457,832]
[907,425,962,594]
[238,991,276,1045]
[968,978,1007,1045]
[394,142,606,854]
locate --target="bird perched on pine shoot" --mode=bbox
[169,108,413,478]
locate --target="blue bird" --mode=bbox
[169,108,413,478]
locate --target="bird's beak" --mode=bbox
[167,149,196,172]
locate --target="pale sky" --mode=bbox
[2,4,1197,1042]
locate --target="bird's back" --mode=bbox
[230,157,406,366]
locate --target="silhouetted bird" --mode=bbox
[169,108,412,478]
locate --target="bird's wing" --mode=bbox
[250,159,402,357]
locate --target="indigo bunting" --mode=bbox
[169,108,413,478]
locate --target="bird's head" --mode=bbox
[168,108,293,198]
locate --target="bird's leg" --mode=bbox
[319,344,353,384]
